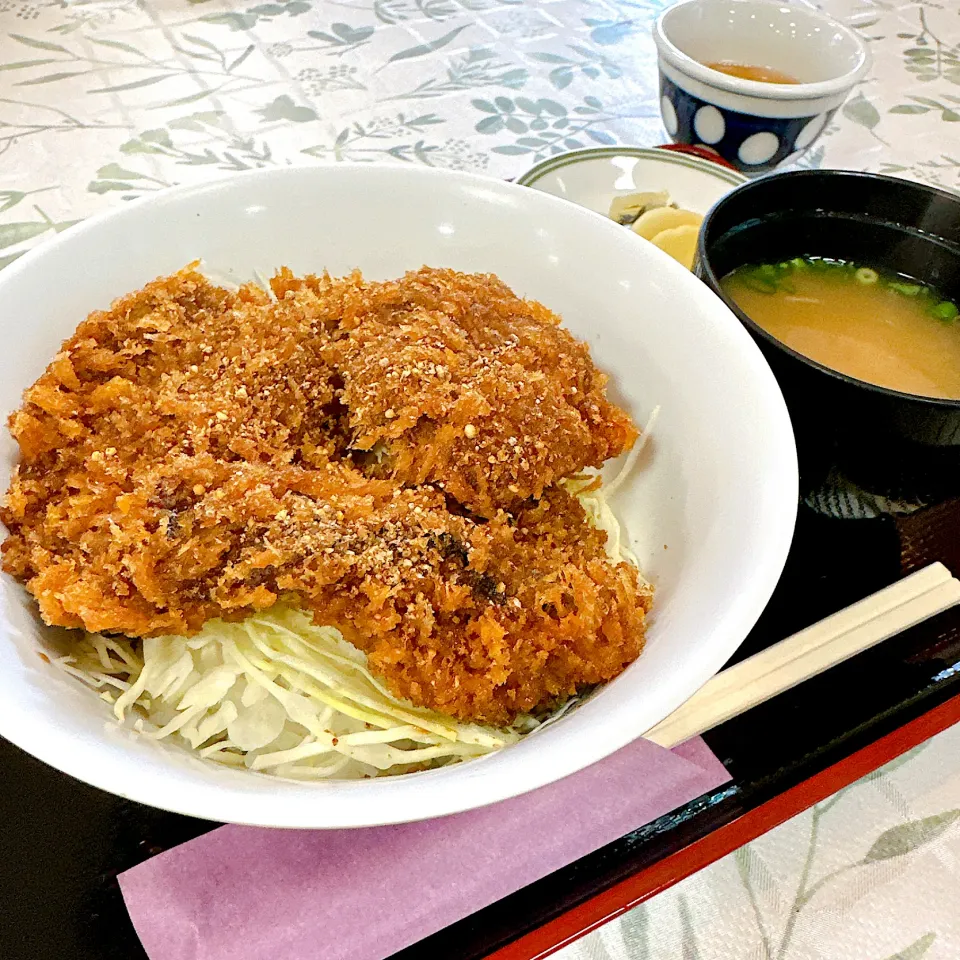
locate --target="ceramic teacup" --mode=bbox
[653,0,870,173]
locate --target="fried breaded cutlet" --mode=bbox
[1,265,650,725]
[271,267,636,517]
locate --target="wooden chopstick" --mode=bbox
[646,562,960,748]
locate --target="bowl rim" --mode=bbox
[697,169,960,410]
[516,145,748,190]
[653,0,871,102]
[0,163,799,827]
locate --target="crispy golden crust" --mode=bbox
[1,266,649,725]
[277,267,637,517]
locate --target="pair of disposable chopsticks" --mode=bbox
[645,562,960,749]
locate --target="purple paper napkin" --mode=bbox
[120,736,728,960]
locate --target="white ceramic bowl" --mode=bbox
[653,0,870,172]
[0,165,797,828]
[517,146,746,217]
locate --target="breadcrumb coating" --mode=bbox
[273,267,637,517]
[1,265,649,725]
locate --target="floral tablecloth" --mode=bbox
[1,0,959,272]
[3,0,960,958]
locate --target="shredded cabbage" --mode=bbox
[57,606,524,780]
[55,417,654,780]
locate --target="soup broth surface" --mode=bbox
[722,260,960,400]
[703,61,799,84]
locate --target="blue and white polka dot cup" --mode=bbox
[653,0,870,174]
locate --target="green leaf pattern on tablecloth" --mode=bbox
[864,810,960,862]
[883,932,937,960]
[3,0,959,270]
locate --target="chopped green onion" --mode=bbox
[888,282,922,296]
[740,278,777,294]
[932,301,959,322]
[728,259,951,312]
[740,269,778,294]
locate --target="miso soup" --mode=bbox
[721,258,960,400]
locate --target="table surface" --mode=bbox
[556,717,960,960]
[3,1,960,959]
[0,0,958,263]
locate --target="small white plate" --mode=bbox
[517,146,747,218]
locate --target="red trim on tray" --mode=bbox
[486,693,960,960]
